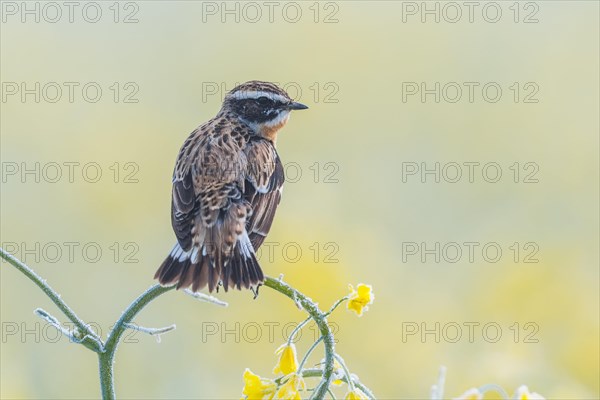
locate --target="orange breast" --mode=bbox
[260,119,288,142]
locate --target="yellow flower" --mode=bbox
[345,388,368,399]
[273,343,299,375]
[515,385,545,400]
[453,388,482,400]
[275,373,306,400]
[242,368,276,400]
[347,284,374,317]
[332,358,344,386]
[319,357,344,385]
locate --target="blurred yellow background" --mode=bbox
[1,1,598,399]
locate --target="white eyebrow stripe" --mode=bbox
[230,90,288,103]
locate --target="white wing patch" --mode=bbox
[170,243,192,261]
[191,247,200,263]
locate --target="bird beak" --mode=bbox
[287,101,309,110]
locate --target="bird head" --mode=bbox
[222,81,308,141]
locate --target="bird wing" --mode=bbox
[171,167,196,251]
[244,138,285,249]
[171,123,246,251]
[159,122,284,293]
[170,128,205,252]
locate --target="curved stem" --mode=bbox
[3,247,360,399]
[263,277,335,400]
[288,316,311,345]
[0,247,102,352]
[99,284,175,399]
[478,384,510,399]
[324,296,349,318]
[298,336,324,372]
[334,354,354,391]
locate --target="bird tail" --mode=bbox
[154,243,208,292]
[222,231,264,292]
[154,233,264,293]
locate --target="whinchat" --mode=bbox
[154,81,308,294]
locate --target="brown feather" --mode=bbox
[155,81,297,294]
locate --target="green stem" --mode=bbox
[334,354,354,391]
[298,336,324,372]
[0,247,102,352]
[324,296,349,318]
[302,368,376,400]
[263,277,335,400]
[3,248,359,399]
[288,316,311,345]
[327,388,337,399]
[99,284,175,399]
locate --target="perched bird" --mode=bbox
[154,81,308,294]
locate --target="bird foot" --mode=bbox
[251,284,262,299]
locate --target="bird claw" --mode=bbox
[251,284,262,299]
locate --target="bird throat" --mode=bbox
[258,118,288,142]
[249,112,290,143]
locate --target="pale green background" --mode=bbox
[1,1,598,399]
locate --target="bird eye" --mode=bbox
[256,96,271,105]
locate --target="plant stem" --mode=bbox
[288,316,311,345]
[3,247,354,399]
[298,336,324,372]
[302,368,376,400]
[324,296,349,317]
[334,354,354,391]
[263,277,335,400]
[0,247,102,352]
[99,284,175,399]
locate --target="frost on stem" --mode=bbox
[184,288,229,307]
[430,366,446,400]
[242,278,377,400]
[34,308,104,349]
[34,308,79,342]
[123,322,176,343]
